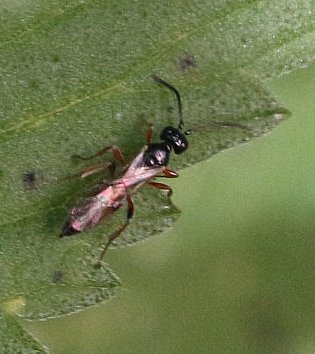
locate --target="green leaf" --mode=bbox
[0,311,46,353]
[0,0,314,351]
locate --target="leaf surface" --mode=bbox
[0,0,314,351]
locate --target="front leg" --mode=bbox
[147,167,179,207]
[147,180,180,211]
[162,167,178,178]
[146,124,154,144]
[147,181,174,197]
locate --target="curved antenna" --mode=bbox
[152,75,184,130]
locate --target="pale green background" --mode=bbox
[25,63,315,353]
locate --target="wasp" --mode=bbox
[60,76,189,260]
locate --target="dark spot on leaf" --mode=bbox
[22,171,37,190]
[23,170,45,190]
[52,271,64,283]
[167,105,174,113]
[179,53,197,70]
[52,54,61,63]
[94,262,102,270]
[29,79,40,90]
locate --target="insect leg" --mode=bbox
[99,193,134,261]
[147,178,179,210]
[147,181,174,197]
[162,167,178,178]
[147,166,178,199]
[73,144,125,165]
[79,161,115,179]
[146,124,154,144]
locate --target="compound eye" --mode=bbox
[160,126,188,154]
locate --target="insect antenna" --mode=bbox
[151,75,184,131]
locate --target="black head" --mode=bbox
[160,126,188,154]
